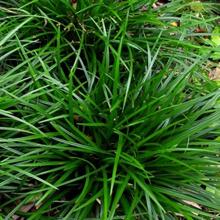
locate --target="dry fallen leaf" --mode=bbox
[152,2,163,9]
[140,5,147,12]
[152,3,158,9]
[209,67,220,80]
[170,21,179,27]
[183,200,202,210]
[13,215,24,220]
[20,203,36,212]
[194,27,206,33]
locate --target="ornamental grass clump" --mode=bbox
[0,0,220,219]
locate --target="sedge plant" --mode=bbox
[0,0,220,219]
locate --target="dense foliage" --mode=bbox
[0,0,220,219]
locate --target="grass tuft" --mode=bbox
[0,0,220,219]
